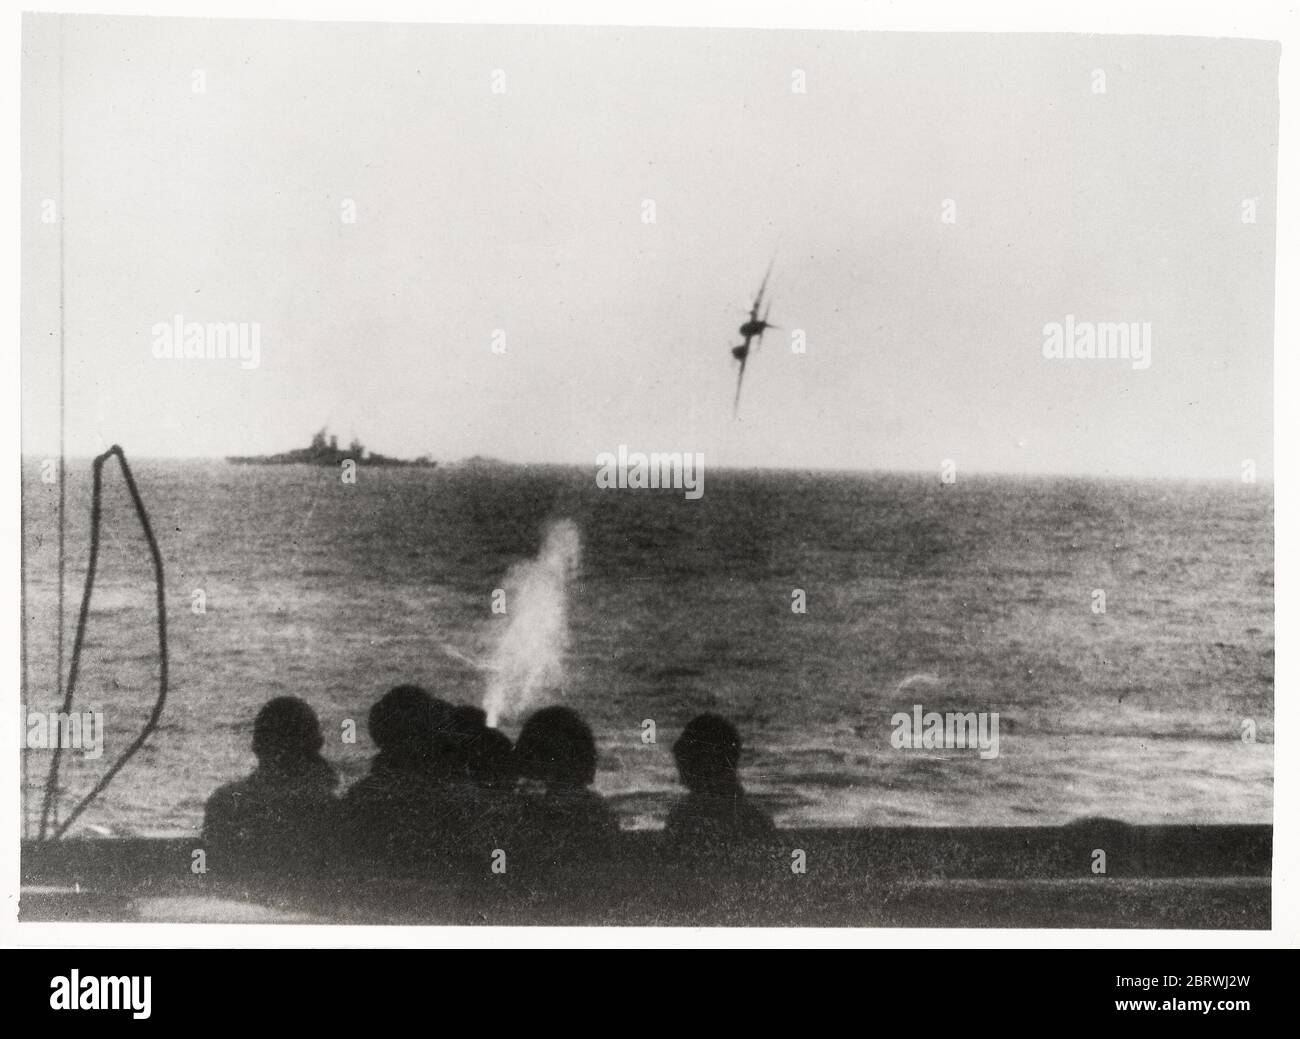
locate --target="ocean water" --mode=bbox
[20,460,1274,836]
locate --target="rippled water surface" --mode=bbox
[21,461,1273,835]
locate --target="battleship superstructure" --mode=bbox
[226,428,436,467]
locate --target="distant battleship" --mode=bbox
[226,428,437,467]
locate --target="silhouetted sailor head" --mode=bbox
[252,696,324,769]
[452,705,488,731]
[444,704,485,771]
[426,695,459,775]
[674,713,744,794]
[368,685,448,765]
[514,706,598,789]
[469,727,516,790]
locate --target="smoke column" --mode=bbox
[482,518,581,727]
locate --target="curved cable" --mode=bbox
[38,446,169,840]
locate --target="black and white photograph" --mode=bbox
[8,3,1289,946]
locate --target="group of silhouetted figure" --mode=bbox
[203,686,774,874]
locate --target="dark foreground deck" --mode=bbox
[21,822,1271,927]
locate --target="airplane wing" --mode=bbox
[754,257,775,312]
[732,334,754,416]
[733,354,747,418]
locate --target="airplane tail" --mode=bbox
[758,298,778,342]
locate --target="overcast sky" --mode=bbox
[22,16,1278,476]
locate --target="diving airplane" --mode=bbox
[730,260,777,418]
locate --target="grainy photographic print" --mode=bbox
[18,13,1275,930]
